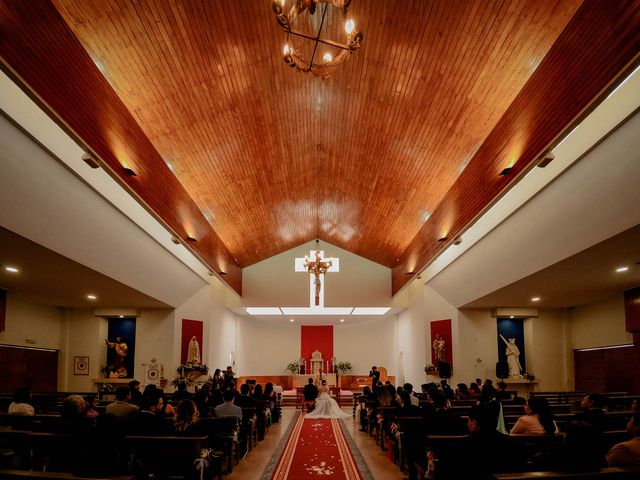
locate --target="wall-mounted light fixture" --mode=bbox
[82,152,100,169]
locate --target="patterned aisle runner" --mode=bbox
[268,413,367,480]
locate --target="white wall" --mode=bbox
[235,316,300,376]
[0,293,63,350]
[243,240,391,307]
[568,293,632,349]
[334,316,397,376]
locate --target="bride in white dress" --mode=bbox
[306,381,350,419]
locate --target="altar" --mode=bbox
[292,374,337,388]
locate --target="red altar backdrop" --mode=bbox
[301,325,334,372]
[430,319,453,369]
[181,319,203,364]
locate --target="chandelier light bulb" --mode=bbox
[283,44,290,56]
[345,19,355,34]
[323,52,333,63]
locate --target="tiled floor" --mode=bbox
[227,407,405,480]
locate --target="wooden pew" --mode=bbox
[125,435,212,478]
[490,466,640,479]
[199,417,239,474]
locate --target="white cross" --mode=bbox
[295,250,339,307]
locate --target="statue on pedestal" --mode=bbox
[187,336,201,364]
[500,335,523,377]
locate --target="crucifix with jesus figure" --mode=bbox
[295,245,339,307]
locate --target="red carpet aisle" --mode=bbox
[266,413,370,480]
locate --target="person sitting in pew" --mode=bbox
[578,393,607,431]
[235,383,257,408]
[8,386,34,416]
[496,381,511,401]
[126,391,172,436]
[606,413,640,466]
[214,389,242,421]
[467,405,523,478]
[106,386,140,419]
[455,383,471,400]
[426,391,467,435]
[174,399,207,435]
[510,397,558,435]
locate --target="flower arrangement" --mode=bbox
[177,362,209,375]
[336,361,352,374]
[286,361,299,375]
[425,364,438,375]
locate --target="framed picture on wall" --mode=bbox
[74,356,89,375]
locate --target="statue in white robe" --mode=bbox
[187,336,201,364]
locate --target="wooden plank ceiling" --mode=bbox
[2,0,639,296]
[49,0,581,267]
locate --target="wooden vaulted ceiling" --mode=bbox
[1,0,640,296]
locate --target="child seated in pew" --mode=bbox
[8,387,34,416]
[510,397,558,435]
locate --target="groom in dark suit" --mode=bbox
[303,378,318,413]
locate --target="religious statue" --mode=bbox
[187,336,201,364]
[500,335,523,377]
[105,337,128,377]
[304,250,332,306]
[432,334,446,364]
[314,367,326,387]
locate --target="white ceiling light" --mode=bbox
[531,297,541,302]
[351,307,390,315]
[615,266,629,273]
[4,266,19,273]
[86,294,97,300]
[280,307,353,316]
[289,318,294,322]
[340,318,345,322]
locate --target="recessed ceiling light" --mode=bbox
[509,315,514,318]
[340,318,344,322]
[615,266,629,273]
[531,297,541,302]
[5,266,19,273]
[289,318,294,322]
[87,294,97,300]
[119,315,124,318]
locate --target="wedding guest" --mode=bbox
[578,393,607,431]
[126,391,170,436]
[156,389,175,418]
[172,382,192,403]
[194,382,211,418]
[106,387,139,419]
[235,383,256,408]
[174,399,206,435]
[496,381,511,401]
[469,382,482,398]
[214,389,242,421]
[455,383,471,400]
[403,383,420,406]
[478,386,507,433]
[212,368,224,387]
[142,384,157,397]
[8,387,34,415]
[510,397,557,434]
[427,391,467,435]
[252,384,264,400]
[396,390,421,417]
[209,381,224,408]
[441,380,454,400]
[369,366,380,392]
[606,413,640,466]
[84,395,100,418]
[74,414,129,477]
[129,380,143,405]
[418,384,430,400]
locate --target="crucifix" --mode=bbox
[295,244,339,307]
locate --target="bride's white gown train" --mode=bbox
[306,388,351,419]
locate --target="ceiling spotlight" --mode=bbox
[509,315,515,318]
[187,236,197,243]
[82,152,100,169]
[119,315,124,318]
[340,318,345,322]
[219,271,228,276]
[123,166,137,176]
[406,271,414,276]
[438,236,448,242]
[86,294,97,300]
[323,52,333,63]
[207,270,214,277]
[616,266,629,273]
[4,266,19,273]
[289,318,294,322]
[531,297,541,302]
[453,236,462,245]
[171,235,180,245]
[537,151,555,168]
[499,167,512,176]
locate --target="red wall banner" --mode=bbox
[430,319,453,369]
[301,325,333,370]
[181,319,203,364]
